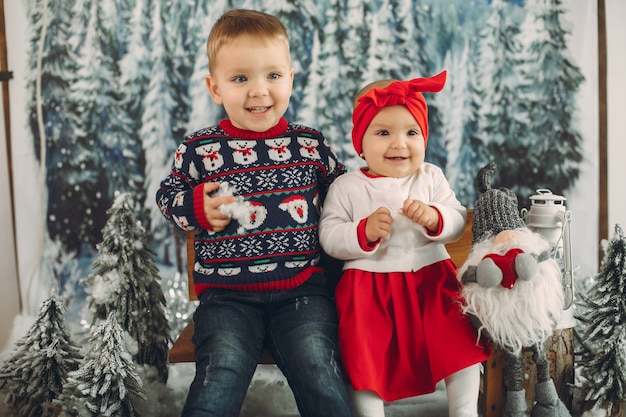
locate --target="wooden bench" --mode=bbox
[167,210,574,417]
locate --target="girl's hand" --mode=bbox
[402,199,439,233]
[203,182,236,232]
[365,207,394,243]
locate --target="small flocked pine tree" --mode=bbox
[577,224,626,412]
[56,311,146,417]
[0,291,82,417]
[81,192,171,383]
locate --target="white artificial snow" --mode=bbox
[86,273,122,304]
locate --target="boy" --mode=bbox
[156,9,354,417]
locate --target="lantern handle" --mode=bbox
[535,188,553,195]
[556,210,574,309]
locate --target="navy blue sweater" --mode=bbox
[156,117,345,294]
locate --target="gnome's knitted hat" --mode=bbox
[472,162,526,244]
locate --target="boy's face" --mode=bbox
[206,38,294,132]
[360,105,426,178]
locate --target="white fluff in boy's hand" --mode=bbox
[214,181,254,235]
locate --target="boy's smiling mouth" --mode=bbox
[248,106,271,113]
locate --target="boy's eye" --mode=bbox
[268,73,280,80]
[233,76,247,83]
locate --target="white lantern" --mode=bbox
[521,189,574,312]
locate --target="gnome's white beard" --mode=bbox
[458,229,564,353]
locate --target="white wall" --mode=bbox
[606,0,626,236]
[0,90,20,351]
[1,0,27,351]
[5,0,42,320]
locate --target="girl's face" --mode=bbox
[360,105,426,178]
[205,37,294,133]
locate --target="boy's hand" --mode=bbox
[365,207,393,243]
[203,182,236,232]
[402,199,439,233]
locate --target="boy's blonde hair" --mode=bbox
[207,9,291,73]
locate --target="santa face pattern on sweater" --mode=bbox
[157,118,345,293]
[279,195,309,223]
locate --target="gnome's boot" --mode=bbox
[530,380,571,417]
[503,349,528,417]
[504,389,528,417]
[529,343,572,417]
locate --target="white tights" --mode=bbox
[350,364,481,417]
[350,389,385,417]
[444,363,481,417]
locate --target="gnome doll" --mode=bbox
[457,162,571,417]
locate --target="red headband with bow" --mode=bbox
[351,70,447,156]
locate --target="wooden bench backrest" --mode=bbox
[446,209,474,269]
[185,210,473,301]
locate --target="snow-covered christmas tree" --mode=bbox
[55,311,146,417]
[0,291,82,417]
[576,223,626,413]
[81,192,171,383]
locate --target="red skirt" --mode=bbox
[335,260,491,402]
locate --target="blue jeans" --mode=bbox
[181,273,355,417]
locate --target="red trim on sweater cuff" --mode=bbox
[357,218,379,251]
[426,207,444,236]
[193,185,213,231]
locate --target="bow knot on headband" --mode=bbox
[351,70,447,156]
